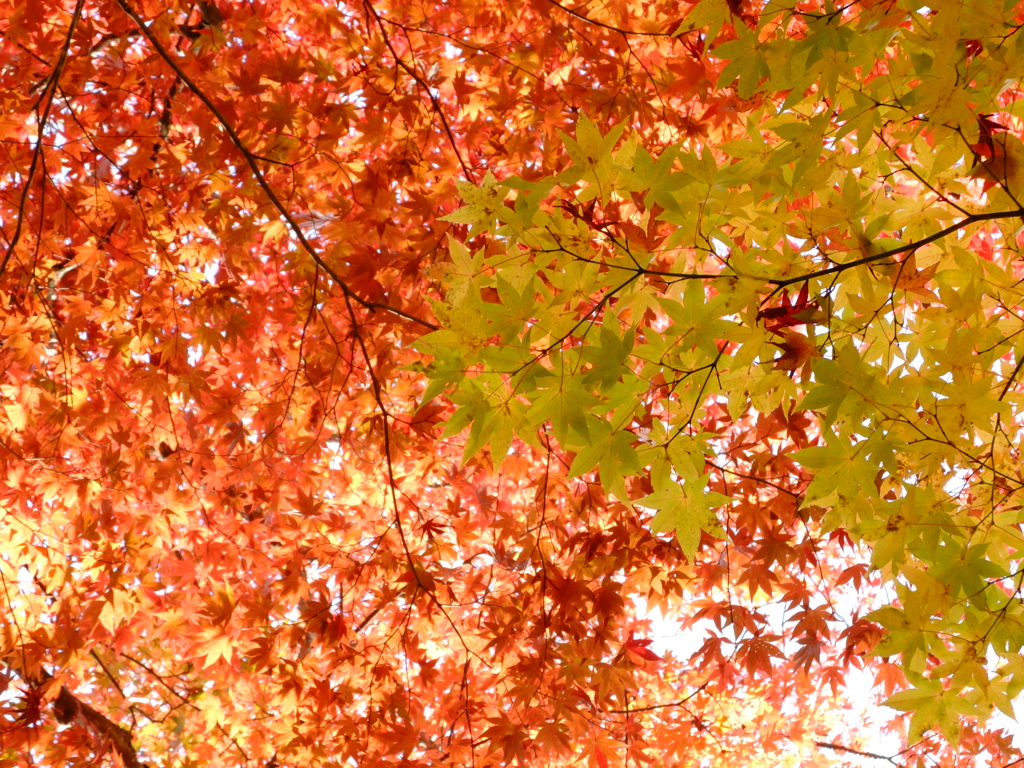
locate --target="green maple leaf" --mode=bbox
[659,279,735,357]
[442,171,506,236]
[567,421,642,503]
[638,473,728,561]
[558,114,626,187]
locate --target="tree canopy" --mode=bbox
[1,0,1023,766]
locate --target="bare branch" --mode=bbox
[815,741,899,765]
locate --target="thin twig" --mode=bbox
[112,0,437,331]
[0,0,86,279]
[90,649,127,700]
[544,0,675,37]
[608,682,710,713]
[815,741,899,765]
[769,208,1024,292]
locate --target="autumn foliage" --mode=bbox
[1,0,1024,766]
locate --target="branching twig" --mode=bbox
[815,741,900,765]
[4,662,149,768]
[544,0,675,37]
[112,0,437,331]
[0,0,86,279]
[362,0,474,181]
[769,208,1024,293]
[51,682,148,768]
[608,682,710,713]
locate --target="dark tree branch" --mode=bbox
[607,682,710,713]
[769,208,1024,292]
[51,682,148,768]
[362,0,475,181]
[112,0,438,331]
[579,208,1024,300]
[0,0,85,280]
[544,0,675,37]
[4,660,149,768]
[815,741,899,765]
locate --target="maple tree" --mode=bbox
[2,0,1024,765]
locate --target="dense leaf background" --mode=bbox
[1,0,1023,766]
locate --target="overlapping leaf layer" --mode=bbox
[1,0,1023,766]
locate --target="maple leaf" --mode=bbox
[639,472,729,561]
[621,633,663,666]
[756,284,819,333]
[769,330,820,372]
